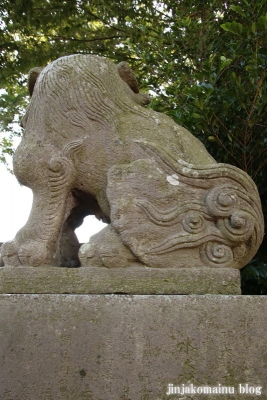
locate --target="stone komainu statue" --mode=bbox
[1,54,264,269]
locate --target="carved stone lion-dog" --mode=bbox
[1,54,264,269]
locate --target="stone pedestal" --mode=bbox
[0,266,241,294]
[0,293,266,399]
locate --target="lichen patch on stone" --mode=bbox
[167,174,179,186]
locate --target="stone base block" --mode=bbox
[0,294,266,399]
[0,265,241,294]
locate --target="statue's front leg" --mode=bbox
[2,156,76,267]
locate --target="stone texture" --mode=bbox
[1,54,264,273]
[106,156,263,270]
[0,243,3,267]
[0,294,266,400]
[0,266,241,294]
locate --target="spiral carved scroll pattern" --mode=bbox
[129,143,263,268]
[206,185,240,218]
[202,186,256,268]
[137,185,256,268]
[182,211,206,234]
[200,242,234,268]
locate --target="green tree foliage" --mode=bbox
[0,0,266,292]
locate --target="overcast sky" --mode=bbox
[0,162,105,244]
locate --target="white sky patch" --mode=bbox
[0,163,33,242]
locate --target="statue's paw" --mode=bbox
[79,241,135,268]
[17,241,52,266]
[1,241,21,267]
[79,225,138,268]
[98,245,133,268]
[79,242,103,268]
[2,240,52,267]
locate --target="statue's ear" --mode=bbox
[28,67,43,96]
[117,62,139,94]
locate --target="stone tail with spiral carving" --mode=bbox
[129,141,264,269]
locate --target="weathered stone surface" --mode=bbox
[0,266,241,294]
[0,294,266,399]
[106,156,263,269]
[0,243,3,267]
[1,54,264,271]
